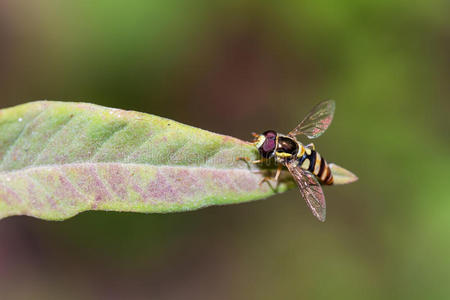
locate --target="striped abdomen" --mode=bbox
[298,148,334,185]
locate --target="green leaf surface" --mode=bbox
[0,101,292,221]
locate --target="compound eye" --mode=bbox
[262,138,276,152]
[264,130,277,140]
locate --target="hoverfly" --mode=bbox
[244,100,357,222]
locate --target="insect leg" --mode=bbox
[258,176,272,186]
[251,159,264,164]
[273,164,282,182]
[236,157,264,164]
[258,164,282,186]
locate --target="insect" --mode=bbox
[243,100,357,222]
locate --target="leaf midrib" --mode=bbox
[0,162,257,176]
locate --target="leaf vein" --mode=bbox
[90,122,129,161]
[0,108,47,169]
[24,173,53,200]
[58,168,91,203]
[123,129,168,162]
[31,115,75,166]
[93,163,118,201]
[166,141,189,163]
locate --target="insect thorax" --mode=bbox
[274,135,302,163]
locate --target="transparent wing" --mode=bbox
[286,161,326,222]
[288,100,335,139]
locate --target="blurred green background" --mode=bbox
[1,1,449,299]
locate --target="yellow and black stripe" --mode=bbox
[298,148,334,185]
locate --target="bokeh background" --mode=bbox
[1,1,449,299]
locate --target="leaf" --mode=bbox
[0,101,293,221]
